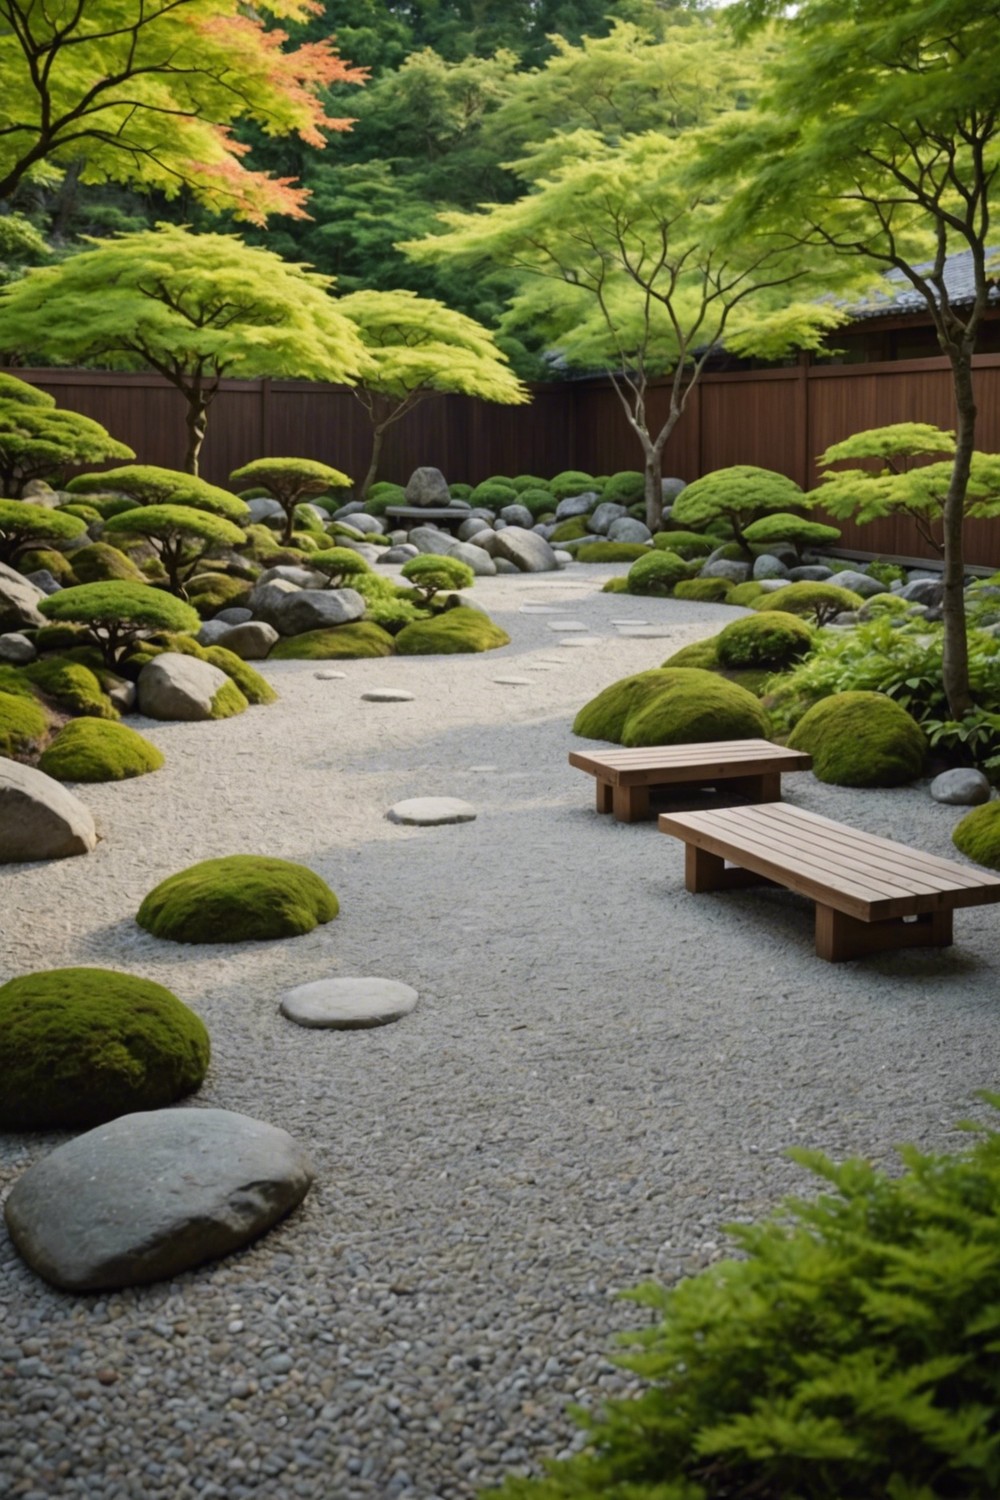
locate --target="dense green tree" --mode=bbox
[229,458,352,543]
[103,506,247,597]
[0,499,86,563]
[0,225,366,474]
[38,581,201,666]
[68,466,250,523]
[0,373,134,496]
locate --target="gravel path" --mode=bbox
[2,566,1000,1500]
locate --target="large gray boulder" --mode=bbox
[608,517,653,544]
[753,554,789,581]
[661,477,687,503]
[216,621,279,660]
[254,565,327,591]
[137,653,234,721]
[490,525,560,573]
[445,540,497,576]
[0,564,46,630]
[589,502,628,535]
[0,758,98,862]
[900,577,945,606]
[272,587,365,636]
[702,558,752,583]
[408,524,456,555]
[4,1108,314,1291]
[827,569,886,598]
[499,503,534,529]
[404,466,451,507]
[346,512,385,535]
[458,515,492,542]
[247,577,303,626]
[930,768,992,806]
[554,492,599,521]
[245,497,284,524]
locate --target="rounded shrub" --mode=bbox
[727,580,767,608]
[787,690,926,786]
[396,606,510,655]
[39,719,164,782]
[716,610,815,670]
[600,470,645,506]
[0,967,210,1130]
[517,487,557,519]
[400,553,476,601]
[651,530,715,558]
[601,576,629,593]
[137,855,339,944]
[858,593,913,621]
[576,541,649,563]
[0,688,49,759]
[17,547,77,581]
[39,582,201,666]
[269,622,396,659]
[549,469,596,501]
[673,578,732,603]
[754,580,865,625]
[953,801,1000,869]
[550,516,592,543]
[69,542,147,583]
[511,474,546,493]
[449,482,474,500]
[661,639,719,669]
[627,550,691,595]
[469,479,519,508]
[184,572,253,617]
[364,483,405,515]
[573,667,768,746]
[742,512,842,553]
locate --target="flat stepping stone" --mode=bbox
[612,618,649,626]
[494,676,532,686]
[361,689,415,702]
[559,636,603,647]
[547,620,589,631]
[387,797,477,826]
[280,976,418,1030]
[524,664,554,671]
[519,604,566,614]
[468,764,497,772]
[615,625,674,638]
[314,670,346,680]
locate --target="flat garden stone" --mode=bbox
[616,625,676,638]
[361,689,415,702]
[930,768,992,806]
[314,670,346,680]
[387,797,477,826]
[559,636,602,647]
[0,758,98,862]
[494,676,532,685]
[519,604,565,614]
[3,1108,314,1291]
[548,620,589,631]
[280,977,419,1030]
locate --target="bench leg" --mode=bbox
[684,844,777,893]
[724,771,783,803]
[595,779,614,814]
[613,784,649,823]
[815,905,954,963]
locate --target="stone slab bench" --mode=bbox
[658,801,1000,961]
[568,739,812,823]
[384,506,472,535]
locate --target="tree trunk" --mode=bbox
[183,392,209,476]
[942,352,976,719]
[644,443,664,533]
[358,425,386,504]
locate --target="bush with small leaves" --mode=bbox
[670,465,809,550]
[742,511,842,557]
[549,469,596,501]
[0,500,86,564]
[39,583,201,666]
[400,553,475,603]
[727,581,768,608]
[16,546,77,581]
[626,550,692,595]
[104,505,246,596]
[39,719,164,782]
[364,482,405,515]
[184,572,253,618]
[652,530,715,557]
[517,487,557,518]
[469,478,519,508]
[137,855,339,943]
[661,638,720,670]
[0,967,209,1129]
[573,667,769,746]
[395,606,510,655]
[308,546,373,588]
[600,470,645,506]
[754,580,865,625]
[68,465,248,523]
[788,690,926,786]
[716,611,815,670]
[0,373,134,498]
[511,474,546,492]
[449,482,474,500]
[673,578,732,603]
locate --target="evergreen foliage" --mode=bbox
[136,855,339,944]
[69,465,249,523]
[68,542,148,585]
[308,547,373,588]
[742,511,842,557]
[104,505,246,596]
[229,458,352,543]
[39,583,201,666]
[24,658,117,719]
[0,500,86,563]
[672,577,733,602]
[0,374,133,497]
[400,554,476,603]
[716,611,815,670]
[754,581,865,626]
[671,467,809,549]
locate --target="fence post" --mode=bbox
[260,377,272,458]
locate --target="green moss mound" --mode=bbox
[16,548,77,581]
[754,580,865,624]
[727,580,767,608]
[575,541,649,563]
[0,967,210,1130]
[39,718,164,782]
[469,479,518,507]
[953,801,1000,869]
[137,855,339,943]
[0,688,50,758]
[573,667,768,746]
[627,550,691,595]
[601,576,630,593]
[24,657,117,719]
[787,690,926,786]
[207,676,248,720]
[601,470,645,506]
[673,578,732,603]
[449,481,474,500]
[652,530,714,558]
[550,515,592,543]
[69,542,147,583]
[516,486,556,518]
[550,469,596,501]
[396,606,510,655]
[661,639,720,670]
[269,622,396,659]
[716,611,815,670]
[185,572,253,617]
[201,646,277,705]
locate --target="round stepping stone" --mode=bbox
[280,976,418,1030]
[361,689,415,702]
[314,670,346,680]
[494,676,532,686]
[387,797,477,826]
[559,636,602,647]
[547,620,589,631]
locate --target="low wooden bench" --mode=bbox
[569,739,812,823]
[385,505,471,535]
[658,801,1000,961]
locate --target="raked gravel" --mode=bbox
[3,564,1000,1500]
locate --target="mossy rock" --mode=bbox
[24,657,118,719]
[185,572,253,618]
[201,646,277,705]
[550,515,592,543]
[469,479,519,508]
[600,470,645,506]
[137,855,339,943]
[627,550,692,595]
[661,639,720,670]
[0,688,50,759]
[69,542,147,583]
[516,487,557,518]
[0,967,210,1130]
[601,576,630,593]
[39,718,164,782]
[953,802,1000,869]
[269,622,396,659]
[651,531,714,558]
[575,541,649,563]
[754,581,865,625]
[727,581,768,608]
[573,667,769,747]
[716,611,815,670]
[550,469,596,501]
[395,606,510,655]
[673,578,732,603]
[787,691,926,786]
[16,548,77,581]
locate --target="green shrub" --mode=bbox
[754,580,865,625]
[669,465,808,549]
[0,500,87,564]
[673,578,732,603]
[788,690,926,785]
[549,469,596,501]
[600,470,645,506]
[489,1099,1000,1500]
[511,474,547,493]
[517,487,557,518]
[866,560,909,588]
[727,581,767,608]
[550,515,592,543]
[953,801,1000,868]
[364,482,405,515]
[269,622,396,658]
[449,482,474,500]
[575,541,649,563]
[627,550,692,595]
[400,553,475,602]
[716,611,815,670]
[857,592,913,620]
[137,855,339,943]
[470,479,519,508]
[742,511,842,555]
[0,688,49,759]
[201,646,277,705]
[573,667,769,746]
[309,546,372,587]
[395,606,510,655]
[661,639,720,669]
[69,464,248,523]
[39,583,201,667]
[39,718,164,781]
[24,657,117,719]
[69,541,147,584]
[652,530,715,558]
[0,967,209,1129]
[601,575,630,593]
[52,502,102,526]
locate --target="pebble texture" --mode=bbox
[2,569,999,1499]
[280,977,419,1030]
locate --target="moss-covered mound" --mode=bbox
[269,622,396,659]
[651,530,714,557]
[550,469,596,500]
[395,606,510,655]
[550,515,592,543]
[727,580,768,608]
[24,657,117,719]
[673,577,732,602]
[661,639,719,670]
[0,688,49,759]
[573,667,769,746]
[754,580,864,625]
[575,541,649,563]
[185,572,253,617]
[787,691,926,786]
[627,550,692,595]
[69,542,147,583]
[0,967,210,1130]
[16,547,77,581]
[716,611,815,670]
[953,801,1000,869]
[39,719,164,782]
[601,576,630,593]
[137,855,339,943]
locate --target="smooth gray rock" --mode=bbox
[493,557,521,574]
[196,620,233,647]
[756,577,795,592]
[0,631,36,663]
[378,545,420,564]
[499,504,533,528]
[216,621,279,660]
[787,564,834,582]
[467,507,497,524]
[4,1108,314,1291]
[829,569,886,598]
[0,569,46,630]
[752,554,789,580]
[248,580,301,626]
[405,467,451,507]
[137,653,234,721]
[407,525,455,555]
[215,607,254,626]
[444,540,497,576]
[0,758,98,861]
[361,688,415,702]
[458,516,492,542]
[346,512,384,535]
[387,797,477,826]
[607,517,652,544]
[930,768,992,806]
[589,502,628,535]
[554,492,599,520]
[22,569,63,596]
[280,977,418,1030]
[491,526,559,573]
[255,565,327,590]
[553,550,573,567]
[246,497,284,524]
[661,477,687,503]
[331,500,365,522]
[273,587,365,636]
[103,673,136,714]
[702,558,751,583]
[314,670,346,680]
[900,577,945,606]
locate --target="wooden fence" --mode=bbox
[19,351,1000,568]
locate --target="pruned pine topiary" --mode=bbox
[104,505,246,596]
[269,622,396,659]
[0,500,86,564]
[39,719,164,782]
[742,511,842,557]
[489,1099,1000,1500]
[787,690,926,786]
[0,688,50,759]
[39,582,201,666]
[953,802,1000,869]
[68,465,248,523]
[573,667,769,746]
[400,553,475,604]
[627,550,692,595]
[137,855,339,944]
[230,458,351,544]
[395,606,510,655]
[716,610,815,670]
[0,967,209,1129]
[670,465,808,551]
[309,546,372,587]
[0,376,133,498]
[754,580,865,625]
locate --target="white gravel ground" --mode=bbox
[2,565,1000,1500]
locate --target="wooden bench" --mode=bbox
[568,739,812,823]
[658,801,1000,961]
[385,506,472,535]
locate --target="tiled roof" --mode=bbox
[846,248,1000,320]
